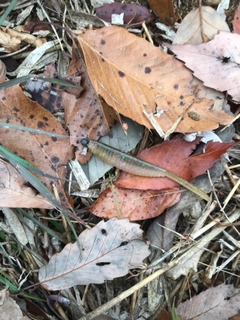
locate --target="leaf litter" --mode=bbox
[1,1,240,320]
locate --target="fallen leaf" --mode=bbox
[0,161,53,208]
[96,3,154,26]
[0,289,31,320]
[0,84,73,209]
[176,284,240,320]
[88,185,180,220]
[39,218,150,290]
[233,3,240,34]
[23,64,83,113]
[115,139,236,190]
[77,26,233,133]
[64,40,109,163]
[169,31,240,102]
[173,6,229,45]
[146,0,177,25]
[0,60,6,79]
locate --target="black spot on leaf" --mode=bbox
[145,67,151,74]
[100,39,106,45]
[173,84,179,89]
[37,121,44,128]
[51,156,59,163]
[118,71,125,77]
[96,262,110,266]
[101,229,107,235]
[51,137,57,142]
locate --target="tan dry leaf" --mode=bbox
[77,26,233,134]
[0,29,21,52]
[173,6,229,45]
[39,218,150,290]
[0,161,53,209]
[1,27,45,49]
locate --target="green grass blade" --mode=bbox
[0,75,76,90]
[0,0,18,26]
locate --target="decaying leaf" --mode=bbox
[64,40,110,162]
[39,218,150,290]
[77,26,233,134]
[170,31,240,102]
[88,185,181,220]
[0,84,73,209]
[176,284,240,320]
[173,6,229,45]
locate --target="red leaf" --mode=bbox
[115,139,237,191]
[88,185,180,220]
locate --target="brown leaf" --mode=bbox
[23,64,83,113]
[64,40,110,163]
[39,218,150,290]
[146,0,177,25]
[88,185,180,220]
[176,284,240,320]
[96,3,154,26]
[77,26,233,133]
[173,6,229,45]
[0,85,73,209]
[0,161,53,208]
[169,31,240,102]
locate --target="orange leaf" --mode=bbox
[115,138,237,190]
[77,26,233,134]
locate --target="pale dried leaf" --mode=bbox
[0,60,6,78]
[173,6,229,45]
[39,218,150,290]
[0,161,53,209]
[0,289,31,320]
[170,31,240,102]
[2,208,28,245]
[176,284,240,320]
[77,26,233,134]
